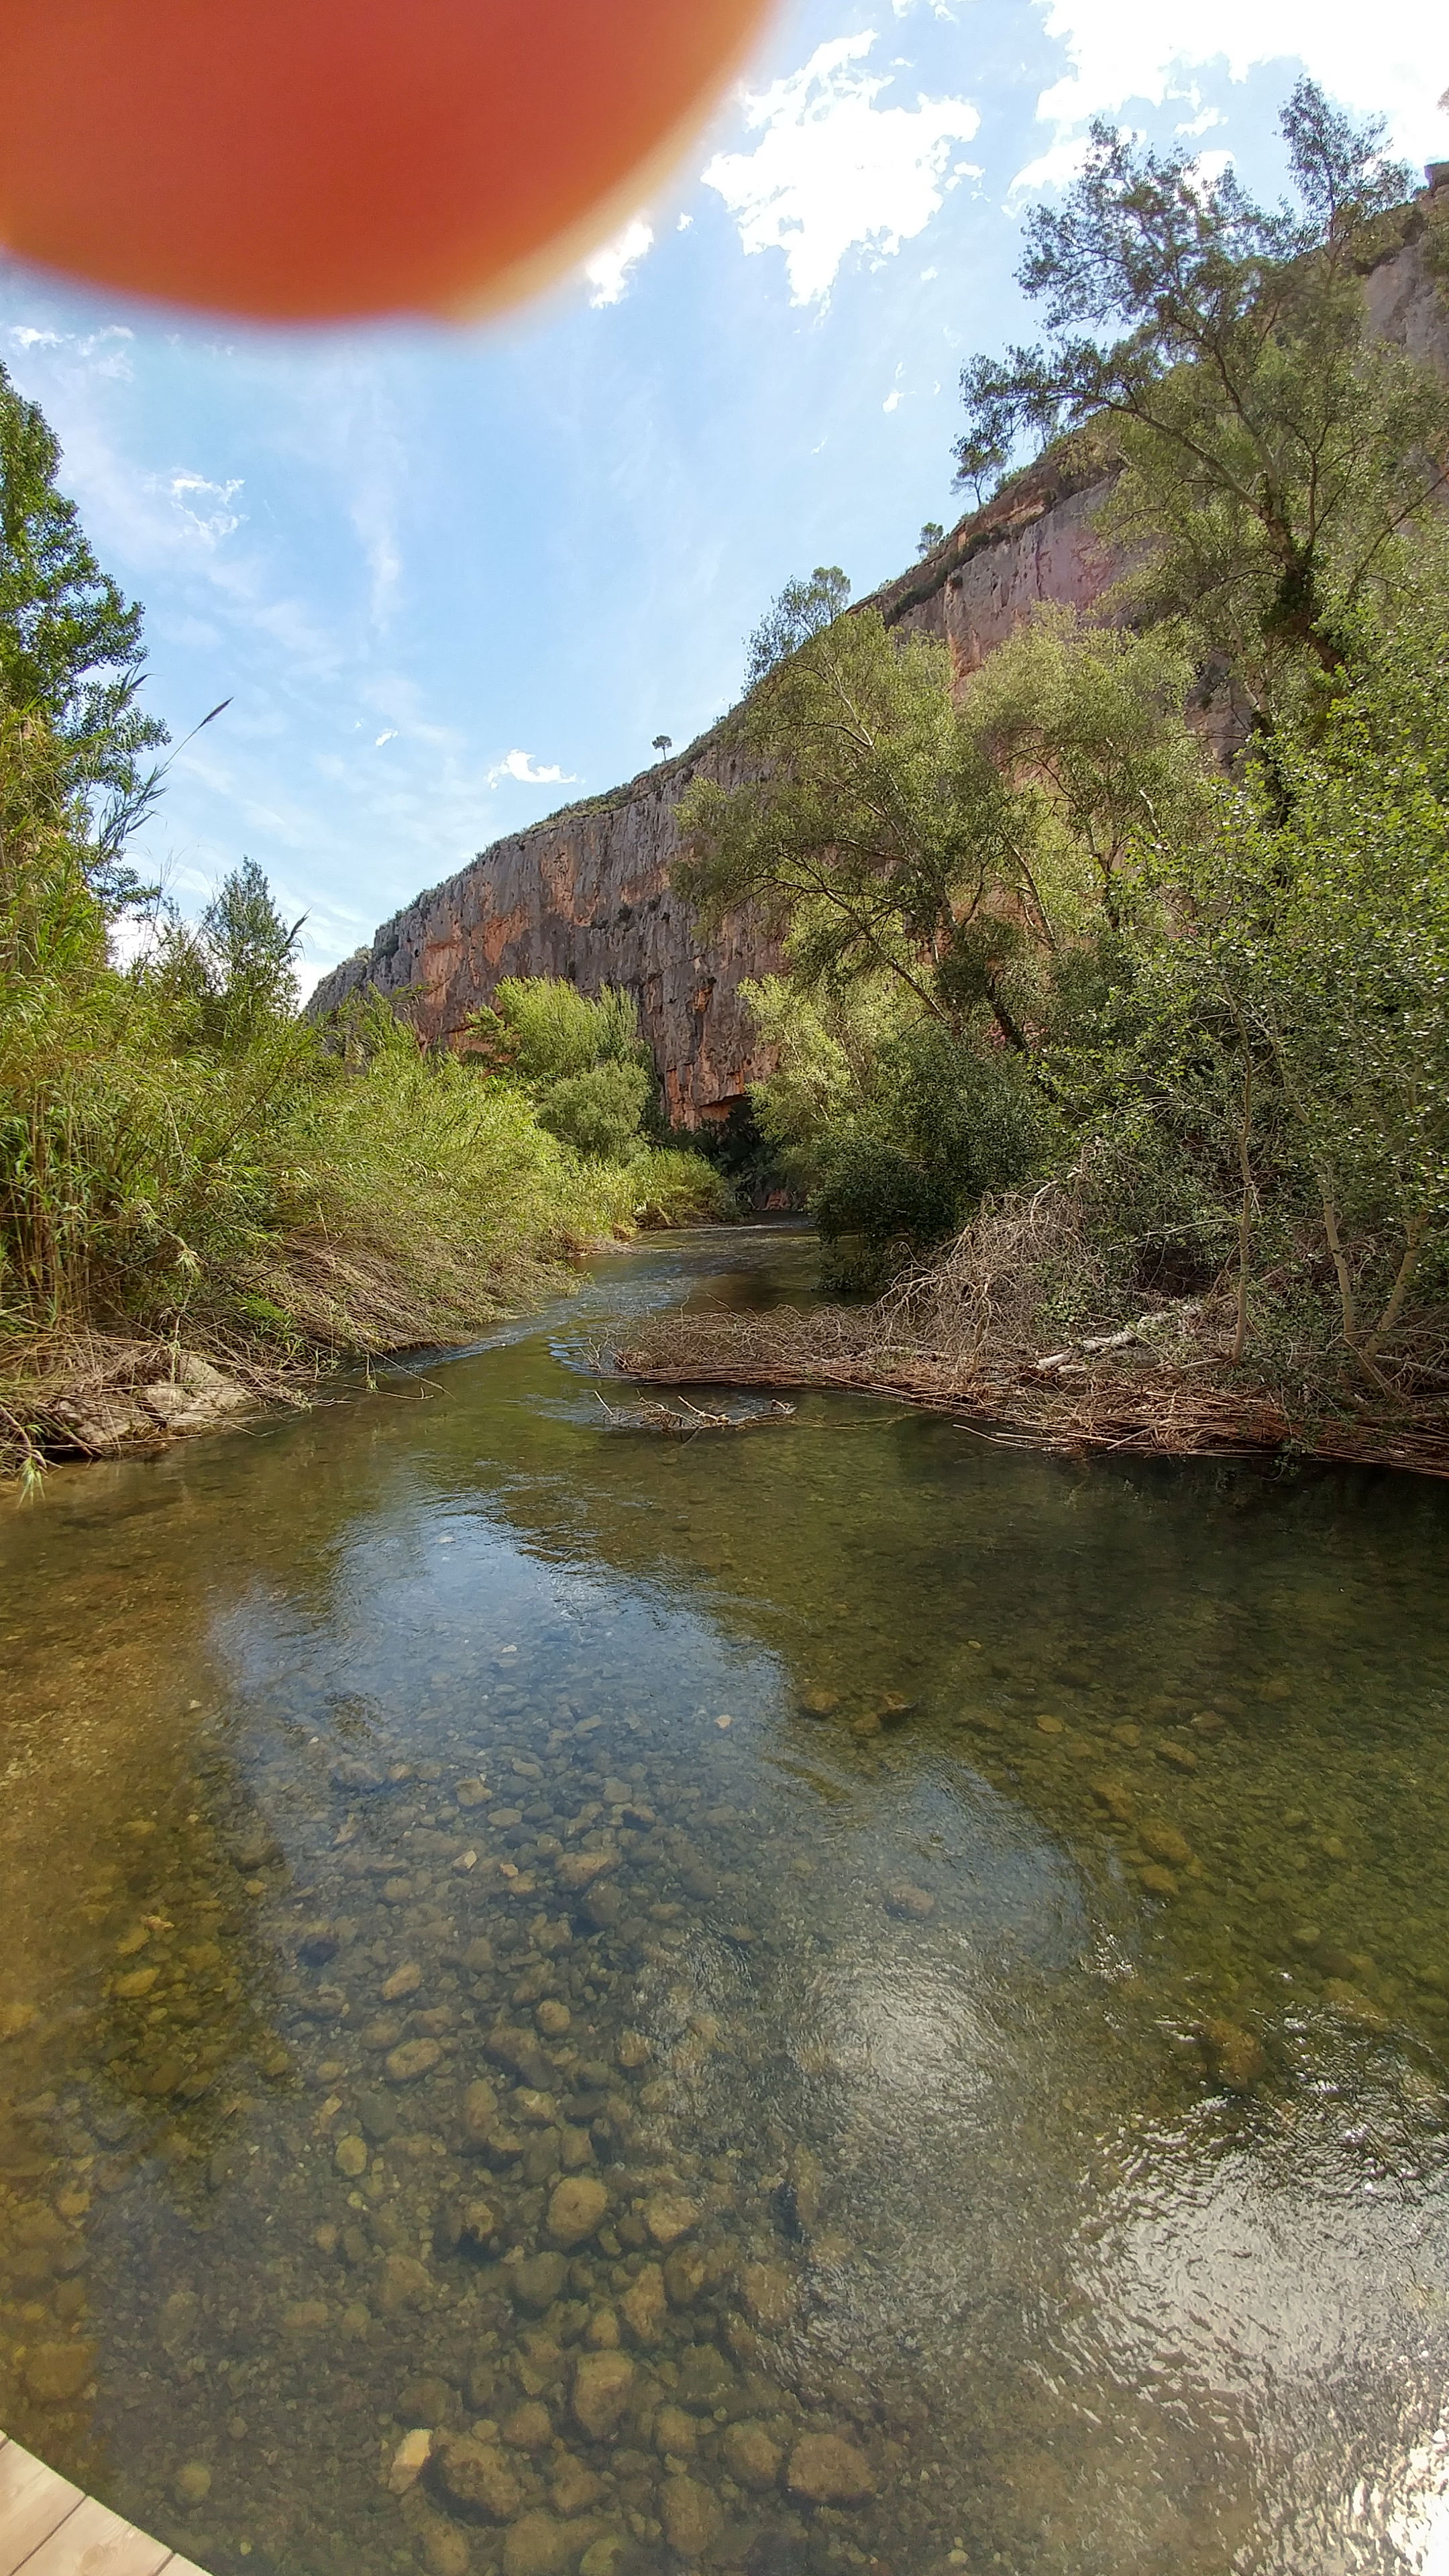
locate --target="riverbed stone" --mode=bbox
[501,2402,553,2452]
[501,2513,578,2576]
[282,2300,329,2336]
[511,2252,568,2312]
[1324,1979,1389,2029]
[722,2421,783,2491]
[1089,1778,1136,1824]
[382,1961,423,2000]
[663,2245,708,2308]
[643,2192,697,2247]
[546,2175,608,2249]
[433,2434,523,2524]
[786,2434,875,2505]
[1201,2018,1267,2092]
[378,2253,433,2314]
[1140,1823,1192,1866]
[674,2344,735,2412]
[24,2341,95,2403]
[798,1686,841,1715]
[620,2265,667,2344]
[335,2135,368,2178]
[741,2262,794,2329]
[572,2349,635,2440]
[174,2463,212,2506]
[421,2523,470,2576]
[653,2404,698,2457]
[385,2037,443,2084]
[551,2458,605,2516]
[660,2474,720,2559]
[462,2080,499,2145]
[388,2430,434,2493]
[557,1851,615,1893]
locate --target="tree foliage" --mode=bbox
[955,81,1449,717]
[681,603,1207,1054]
[467,976,660,1163]
[1,358,167,904]
[745,565,852,688]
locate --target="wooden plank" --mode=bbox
[0,2444,83,2576]
[11,2494,172,2576]
[160,2559,211,2576]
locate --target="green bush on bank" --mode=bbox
[466,975,732,1221]
[0,832,638,1397]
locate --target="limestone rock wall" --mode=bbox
[309,213,1448,1122]
[309,747,777,1126]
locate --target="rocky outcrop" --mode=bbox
[309,205,1448,1123]
[309,738,782,1127]
[307,445,1116,1124]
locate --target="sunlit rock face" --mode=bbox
[306,734,783,1129]
[308,219,1448,1124]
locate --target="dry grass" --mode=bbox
[614,1185,1449,1480]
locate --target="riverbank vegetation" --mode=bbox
[0,362,722,1477]
[627,86,1449,1467]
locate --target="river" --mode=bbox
[3,1225,1449,2576]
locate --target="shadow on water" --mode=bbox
[3,1224,1449,2575]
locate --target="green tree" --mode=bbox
[1,360,168,902]
[1038,540,1449,1381]
[955,82,1449,716]
[745,565,852,686]
[681,603,1207,1053]
[681,607,1206,1271]
[197,858,305,1038]
[467,976,657,1163]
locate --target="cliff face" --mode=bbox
[308,447,1118,1121]
[309,215,1448,1122]
[310,750,777,1125]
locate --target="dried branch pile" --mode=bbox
[614,1187,1449,1479]
[594,1391,796,1441]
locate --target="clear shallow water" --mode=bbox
[3,1227,1449,2576]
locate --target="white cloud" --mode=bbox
[1022,0,1449,183]
[374,729,398,747]
[158,469,244,548]
[582,216,656,307]
[8,321,134,378]
[487,749,580,788]
[702,33,980,305]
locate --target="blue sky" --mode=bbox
[2,0,1445,990]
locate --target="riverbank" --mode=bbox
[3,1232,620,1476]
[614,1297,1449,1479]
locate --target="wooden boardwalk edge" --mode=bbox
[0,2434,207,2576]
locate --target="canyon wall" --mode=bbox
[309,207,1447,1124]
